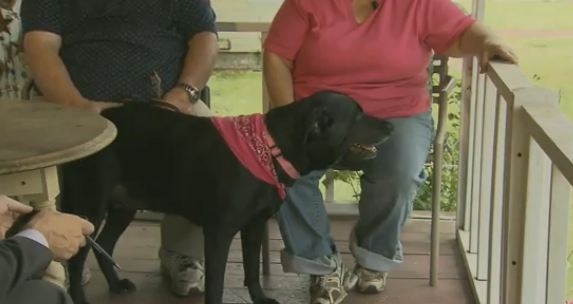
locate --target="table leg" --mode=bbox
[0,166,67,288]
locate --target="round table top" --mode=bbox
[0,100,117,175]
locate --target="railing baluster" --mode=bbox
[477,77,496,280]
[545,166,571,304]
[521,140,551,304]
[500,87,553,304]
[487,93,506,304]
[458,56,475,231]
[464,58,480,235]
[470,70,485,254]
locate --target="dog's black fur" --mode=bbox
[60,91,393,304]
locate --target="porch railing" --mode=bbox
[457,56,573,303]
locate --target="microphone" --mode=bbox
[371,0,378,9]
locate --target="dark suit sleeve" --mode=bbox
[0,237,53,297]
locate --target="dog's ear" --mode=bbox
[307,107,334,138]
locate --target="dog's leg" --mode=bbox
[59,153,119,304]
[67,213,105,304]
[94,205,136,294]
[241,218,279,304]
[203,227,234,304]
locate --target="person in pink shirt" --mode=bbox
[263,0,517,303]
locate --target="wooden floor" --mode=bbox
[83,218,475,304]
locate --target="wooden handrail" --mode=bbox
[486,61,534,104]
[521,102,573,184]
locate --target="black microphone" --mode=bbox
[371,0,378,9]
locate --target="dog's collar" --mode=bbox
[262,130,300,180]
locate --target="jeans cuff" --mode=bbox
[280,249,339,275]
[349,230,403,272]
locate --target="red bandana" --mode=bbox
[210,114,299,200]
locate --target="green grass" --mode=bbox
[510,36,573,117]
[458,0,573,30]
[208,71,263,115]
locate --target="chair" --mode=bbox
[260,55,458,287]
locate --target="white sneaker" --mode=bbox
[309,261,357,304]
[354,265,388,294]
[159,249,205,296]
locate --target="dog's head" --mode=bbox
[266,90,393,174]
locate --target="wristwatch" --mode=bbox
[176,82,200,104]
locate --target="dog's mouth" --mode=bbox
[350,143,378,155]
[345,135,389,161]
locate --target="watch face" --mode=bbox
[189,88,200,101]
[178,83,199,102]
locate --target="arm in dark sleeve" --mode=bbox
[0,237,53,297]
[176,0,217,40]
[21,0,62,35]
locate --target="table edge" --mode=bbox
[0,119,117,175]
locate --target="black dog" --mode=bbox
[59,90,393,304]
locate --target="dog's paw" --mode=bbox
[110,278,137,294]
[254,298,280,304]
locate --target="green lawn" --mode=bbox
[456,0,573,119]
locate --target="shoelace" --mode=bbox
[358,268,386,281]
[316,269,342,288]
[175,255,203,272]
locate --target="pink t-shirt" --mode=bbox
[263,0,475,118]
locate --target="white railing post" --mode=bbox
[470,70,485,254]
[457,56,474,231]
[464,58,480,236]
[476,77,496,280]
[499,87,554,304]
[521,139,551,304]
[545,166,571,304]
[487,93,506,304]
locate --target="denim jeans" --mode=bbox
[277,110,434,274]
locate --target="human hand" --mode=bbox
[162,87,194,114]
[25,209,95,261]
[0,195,33,239]
[479,38,519,73]
[84,101,123,114]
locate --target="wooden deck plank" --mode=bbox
[83,218,474,304]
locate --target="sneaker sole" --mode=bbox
[358,285,383,294]
[311,291,348,304]
[160,265,204,297]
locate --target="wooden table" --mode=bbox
[0,100,116,208]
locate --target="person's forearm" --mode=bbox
[459,22,498,55]
[23,32,91,109]
[445,22,496,58]
[176,32,219,90]
[263,51,295,108]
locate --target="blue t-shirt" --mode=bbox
[21,0,217,101]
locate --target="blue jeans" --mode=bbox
[277,110,434,274]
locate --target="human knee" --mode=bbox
[363,165,425,194]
